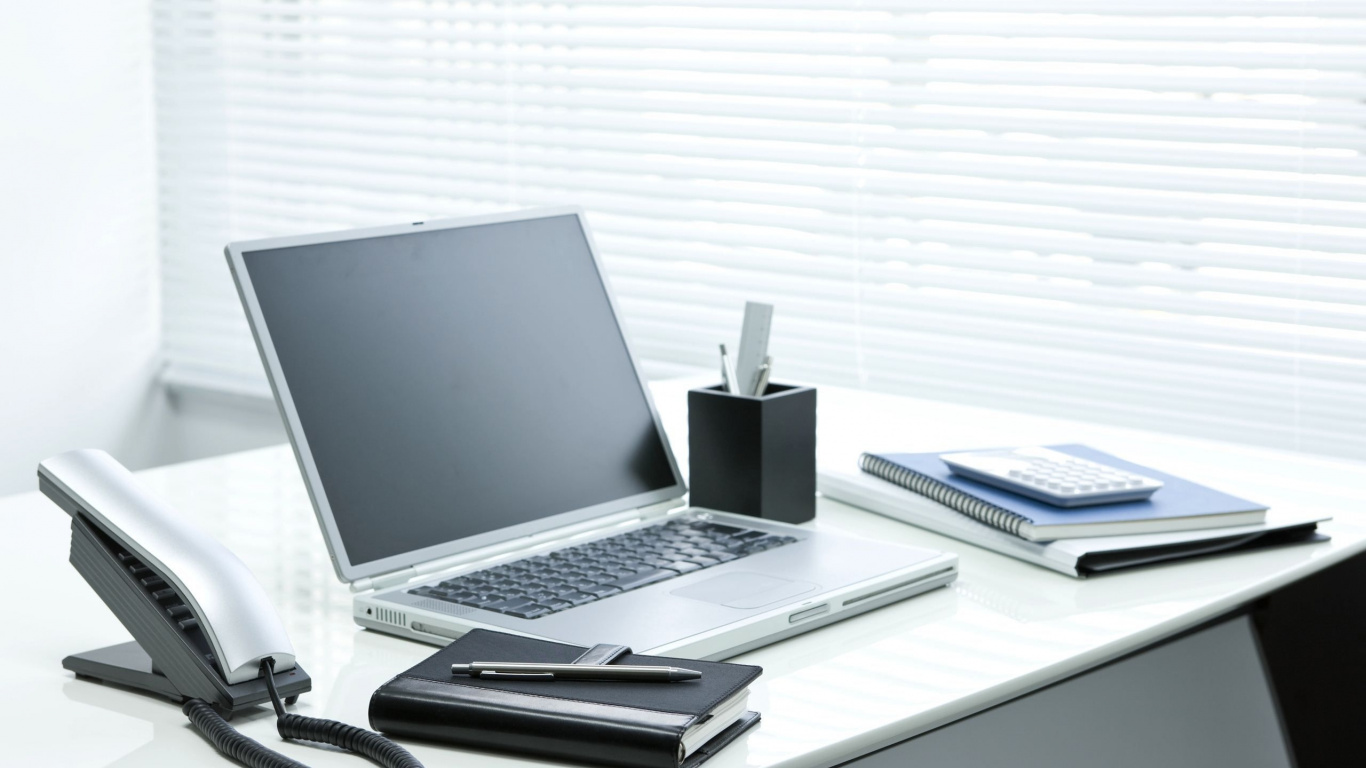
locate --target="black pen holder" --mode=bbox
[688,383,816,525]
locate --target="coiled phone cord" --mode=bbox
[183,658,424,768]
[184,697,308,768]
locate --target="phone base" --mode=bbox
[64,640,310,716]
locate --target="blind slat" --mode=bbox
[160,21,1366,72]
[156,50,1366,99]
[161,154,1366,254]
[158,0,1366,18]
[162,83,1366,154]
[157,90,1366,176]
[173,135,1366,233]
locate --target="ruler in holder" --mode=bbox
[735,301,773,396]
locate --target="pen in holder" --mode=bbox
[688,383,816,525]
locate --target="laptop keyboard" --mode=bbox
[407,518,798,620]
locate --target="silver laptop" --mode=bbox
[226,206,957,659]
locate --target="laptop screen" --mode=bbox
[240,214,680,567]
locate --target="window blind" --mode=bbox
[154,1,1366,460]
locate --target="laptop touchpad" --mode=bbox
[672,572,820,609]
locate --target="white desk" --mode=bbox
[5,380,1365,767]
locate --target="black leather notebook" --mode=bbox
[369,629,762,768]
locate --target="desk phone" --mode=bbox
[39,449,423,768]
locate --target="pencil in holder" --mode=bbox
[687,383,816,525]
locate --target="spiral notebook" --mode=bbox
[858,445,1266,541]
[821,455,1327,578]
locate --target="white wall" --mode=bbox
[0,1,169,495]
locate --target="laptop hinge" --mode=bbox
[357,567,417,593]
[637,498,685,520]
[349,498,688,593]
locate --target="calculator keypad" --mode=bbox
[939,447,1163,508]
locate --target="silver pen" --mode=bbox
[451,661,702,682]
[752,355,773,397]
[719,343,739,395]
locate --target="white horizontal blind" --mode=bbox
[154,1,1366,459]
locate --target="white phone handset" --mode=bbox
[39,449,295,684]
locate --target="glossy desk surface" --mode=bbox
[5,380,1365,767]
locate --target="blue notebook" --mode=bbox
[859,445,1266,541]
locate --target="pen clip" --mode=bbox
[478,671,556,681]
[571,643,633,666]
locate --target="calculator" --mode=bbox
[939,447,1164,508]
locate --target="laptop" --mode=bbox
[226,206,957,659]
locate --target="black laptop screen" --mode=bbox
[241,215,679,566]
